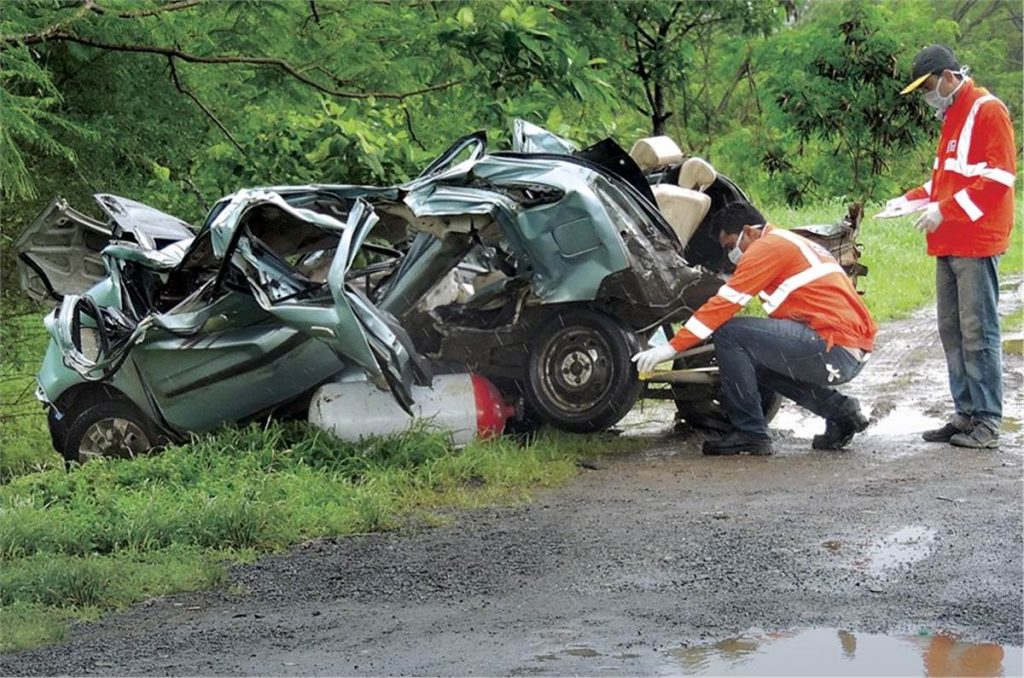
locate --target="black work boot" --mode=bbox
[922,415,971,443]
[702,432,774,456]
[812,398,869,450]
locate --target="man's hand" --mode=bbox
[875,195,929,219]
[884,196,908,212]
[914,203,943,233]
[631,344,678,375]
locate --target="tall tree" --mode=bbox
[561,0,780,138]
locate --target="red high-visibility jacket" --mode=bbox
[669,225,877,354]
[904,80,1017,257]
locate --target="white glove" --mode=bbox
[884,196,908,212]
[631,343,679,375]
[914,203,943,233]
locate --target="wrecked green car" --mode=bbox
[18,121,864,463]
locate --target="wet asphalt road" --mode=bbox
[2,283,1022,676]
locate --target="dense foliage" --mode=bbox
[1,0,1021,298]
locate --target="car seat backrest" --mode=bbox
[628,136,683,172]
[678,157,717,191]
[652,184,711,249]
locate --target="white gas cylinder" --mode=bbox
[308,373,514,445]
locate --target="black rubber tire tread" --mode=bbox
[525,308,642,433]
[62,399,157,465]
[674,389,783,432]
[671,346,783,431]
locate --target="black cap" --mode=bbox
[901,45,960,94]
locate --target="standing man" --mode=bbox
[632,202,878,456]
[890,44,1016,449]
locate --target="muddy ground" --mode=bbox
[3,281,1023,676]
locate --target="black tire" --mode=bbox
[673,387,782,432]
[670,343,782,432]
[525,308,642,433]
[62,400,157,465]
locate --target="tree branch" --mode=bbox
[312,65,358,88]
[631,31,657,113]
[402,106,427,151]
[663,0,685,39]
[167,56,246,156]
[962,0,1005,37]
[12,4,91,44]
[85,0,203,19]
[1008,5,1023,31]
[2,31,462,101]
[953,0,980,23]
[715,53,751,116]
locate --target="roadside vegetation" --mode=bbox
[0,423,642,651]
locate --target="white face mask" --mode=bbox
[923,71,968,119]
[728,231,746,265]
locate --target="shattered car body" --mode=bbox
[20,123,865,462]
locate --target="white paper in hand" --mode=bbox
[874,197,929,219]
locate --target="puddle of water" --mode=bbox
[770,405,821,439]
[564,647,601,658]
[858,525,938,579]
[871,407,945,436]
[1003,417,1021,433]
[667,628,1022,676]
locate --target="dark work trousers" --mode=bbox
[713,317,867,439]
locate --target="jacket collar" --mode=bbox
[943,78,978,123]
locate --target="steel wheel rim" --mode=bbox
[79,417,151,461]
[536,325,614,415]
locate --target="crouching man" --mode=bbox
[632,203,878,456]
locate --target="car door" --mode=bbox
[211,191,427,412]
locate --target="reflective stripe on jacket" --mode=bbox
[668,225,878,353]
[904,80,1017,257]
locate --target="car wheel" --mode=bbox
[62,400,157,465]
[670,346,782,432]
[673,388,782,432]
[525,308,642,433]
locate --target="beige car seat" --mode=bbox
[679,157,717,191]
[629,137,716,248]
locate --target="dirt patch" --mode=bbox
[3,280,1022,676]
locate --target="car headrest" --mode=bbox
[678,157,717,191]
[628,136,683,172]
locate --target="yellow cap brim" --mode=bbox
[900,73,930,95]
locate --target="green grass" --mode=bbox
[0,421,638,651]
[0,313,62,480]
[1004,307,1024,334]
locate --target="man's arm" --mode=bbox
[904,182,932,201]
[668,239,783,353]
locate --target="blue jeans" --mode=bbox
[936,256,1002,427]
[713,317,867,438]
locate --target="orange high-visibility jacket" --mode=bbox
[668,225,877,354]
[904,80,1017,257]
